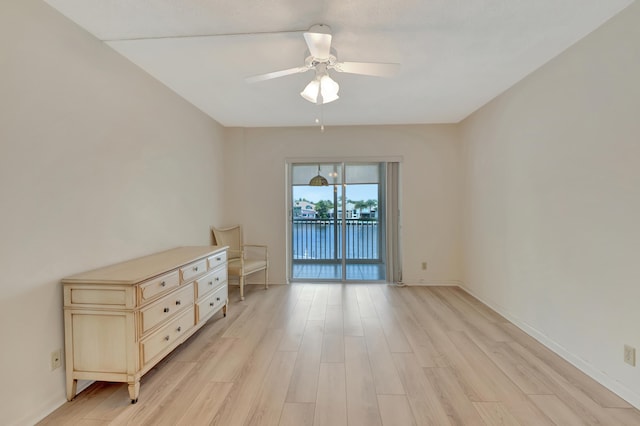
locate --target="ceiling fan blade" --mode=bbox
[304,30,332,59]
[332,61,400,77]
[245,66,310,83]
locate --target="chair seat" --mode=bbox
[228,258,267,276]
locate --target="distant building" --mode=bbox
[293,200,317,218]
[359,207,377,219]
[328,202,378,219]
[328,202,357,219]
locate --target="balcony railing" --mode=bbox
[292,218,381,262]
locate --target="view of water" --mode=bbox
[292,220,380,260]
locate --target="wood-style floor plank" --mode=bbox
[395,288,498,401]
[362,316,406,395]
[423,367,486,426]
[39,285,640,426]
[286,320,323,403]
[321,304,345,363]
[308,285,328,321]
[314,363,348,426]
[277,298,311,352]
[279,402,315,426]
[245,351,298,426]
[446,331,555,426]
[377,395,417,426]
[356,286,378,319]
[342,286,364,337]
[175,382,234,425]
[368,285,413,353]
[392,352,452,425]
[108,361,197,425]
[344,336,382,426]
[528,394,587,426]
[473,401,521,426]
[209,328,284,426]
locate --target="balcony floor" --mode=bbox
[292,262,386,281]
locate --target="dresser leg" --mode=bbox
[128,381,140,404]
[240,276,245,301]
[223,302,227,317]
[66,378,77,401]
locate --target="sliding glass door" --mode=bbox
[289,162,387,282]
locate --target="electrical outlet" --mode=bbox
[624,345,636,366]
[421,261,427,270]
[51,349,62,371]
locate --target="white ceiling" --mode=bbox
[45,0,632,128]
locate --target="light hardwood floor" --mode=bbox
[40,284,640,425]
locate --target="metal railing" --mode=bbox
[292,218,380,262]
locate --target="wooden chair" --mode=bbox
[210,225,268,301]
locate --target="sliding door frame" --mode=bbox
[285,156,402,284]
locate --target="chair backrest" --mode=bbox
[211,225,242,259]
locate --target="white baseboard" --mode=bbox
[458,283,640,409]
[402,279,462,286]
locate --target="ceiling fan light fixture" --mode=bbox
[300,74,339,104]
[300,79,320,103]
[320,74,339,103]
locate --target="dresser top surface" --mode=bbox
[61,246,227,285]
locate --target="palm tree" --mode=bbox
[353,200,367,219]
[365,199,378,218]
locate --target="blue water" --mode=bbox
[292,221,380,260]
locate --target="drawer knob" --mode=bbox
[216,257,221,261]
[175,300,181,306]
[215,277,220,282]
[193,266,199,272]
[209,281,213,286]
[209,302,214,307]
[164,335,170,341]
[216,297,221,301]
[160,281,166,287]
[177,326,182,332]
[163,307,170,313]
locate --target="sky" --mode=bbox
[293,183,378,203]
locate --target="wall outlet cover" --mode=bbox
[624,345,636,367]
[51,349,62,371]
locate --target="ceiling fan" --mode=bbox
[246,24,400,105]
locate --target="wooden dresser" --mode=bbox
[62,246,228,403]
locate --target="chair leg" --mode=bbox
[265,267,269,290]
[240,275,245,301]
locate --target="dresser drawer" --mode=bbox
[197,284,227,322]
[207,251,227,270]
[195,268,227,298]
[140,284,194,334]
[180,259,207,282]
[65,286,135,309]
[140,307,194,365]
[139,271,180,305]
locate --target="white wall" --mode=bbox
[222,125,463,286]
[0,1,226,424]
[460,1,640,406]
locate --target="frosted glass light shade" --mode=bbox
[320,75,339,103]
[300,75,339,104]
[300,80,320,103]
